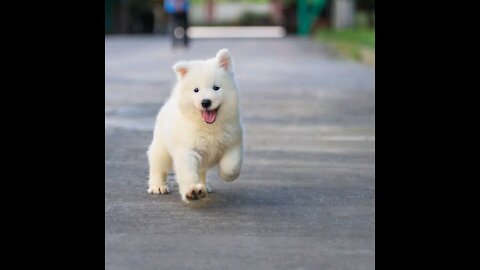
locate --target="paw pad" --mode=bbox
[184,184,207,201]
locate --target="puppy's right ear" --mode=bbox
[172,61,189,80]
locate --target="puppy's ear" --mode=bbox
[216,48,234,71]
[172,61,189,79]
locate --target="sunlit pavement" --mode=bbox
[105,36,375,270]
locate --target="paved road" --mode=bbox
[105,36,375,270]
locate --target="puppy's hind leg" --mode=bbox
[147,140,172,194]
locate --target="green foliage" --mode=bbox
[236,11,274,25]
[316,28,375,49]
[315,28,375,63]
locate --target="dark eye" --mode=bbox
[194,88,199,93]
[213,85,220,91]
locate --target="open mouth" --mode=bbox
[201,107,219,124]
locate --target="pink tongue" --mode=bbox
[202,110,217,123]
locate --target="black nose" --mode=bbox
[201,99,211,108]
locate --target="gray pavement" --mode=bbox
[105,36,375,270]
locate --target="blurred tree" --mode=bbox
[206,0,214,24]
[281,0,297,33]
[297,0,327,35]
[237,11,275,25]
[105,0,156,33]
[270,0,284,25]
[356,0,374,27]
[128,0,154,11]
[356,0,374,10]
[153,0,168,33]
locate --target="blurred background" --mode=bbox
[105,0,374,63]
[105,1,375,269]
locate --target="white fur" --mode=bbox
[147,49,243,202]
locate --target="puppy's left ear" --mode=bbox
[216,48,234,72]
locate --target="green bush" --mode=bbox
[236,11,274,26]
[315,28,375,64]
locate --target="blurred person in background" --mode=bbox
[269,0,284,25]
[164,0,190,48]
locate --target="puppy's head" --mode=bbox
[173,49,239,124]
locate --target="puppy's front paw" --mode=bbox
[147,185,170,194]
[181,183,207,202]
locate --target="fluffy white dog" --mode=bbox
[147,49,243,202]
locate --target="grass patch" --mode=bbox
[315,28,375,65]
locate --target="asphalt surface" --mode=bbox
[105,36,375,270]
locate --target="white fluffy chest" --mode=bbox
[193,127,238,167]
[194,122,241,167]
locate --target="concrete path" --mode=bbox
[105,36,375,270]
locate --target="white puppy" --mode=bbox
[147,49,243,202]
